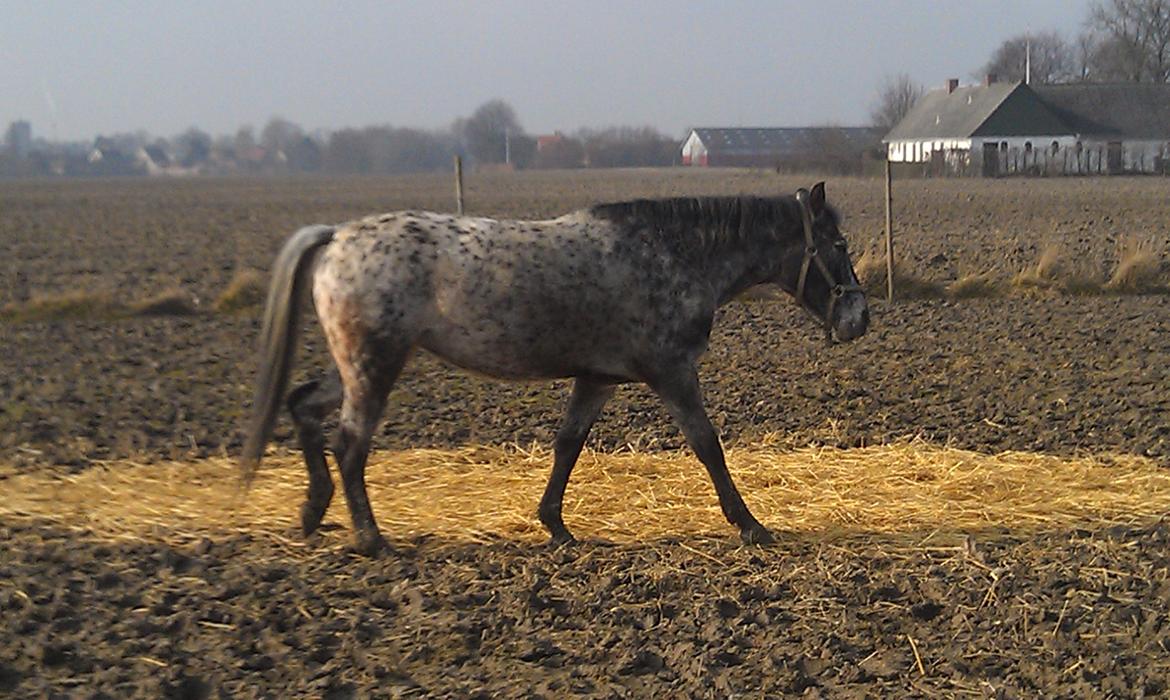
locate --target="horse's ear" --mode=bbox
[809,182,826,217]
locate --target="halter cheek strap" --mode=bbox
[793,189,863,341]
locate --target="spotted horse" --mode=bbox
[241,182,868,555]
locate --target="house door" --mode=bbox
[982,143,1000,177]
[1107,142,1123,173]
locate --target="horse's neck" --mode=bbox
[698,231,789,306]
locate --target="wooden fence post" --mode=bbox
[884,158,895,302]
[454,155,465,216]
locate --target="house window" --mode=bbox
[1024,142,1033,152]
[1076,141,1083,154]
[999,141,1007,151]
[1051,141,1060,154]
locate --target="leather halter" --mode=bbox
[793,189,864,340]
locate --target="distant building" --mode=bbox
[885,76,1170,176]
[536,133,567,152]
[5,120,33,160]
[680,127,883,171]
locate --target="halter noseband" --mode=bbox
[793,189,863,341]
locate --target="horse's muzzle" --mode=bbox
[831,294,869,342]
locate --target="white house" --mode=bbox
[885,77,1170,176]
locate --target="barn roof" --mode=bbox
[884,81,1069,141]
[690,127,882,154]
[1032,83,1170,139]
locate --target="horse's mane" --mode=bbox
[589,195,838,257]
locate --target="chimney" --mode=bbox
[985,73,998,86]
[946,78,959,94]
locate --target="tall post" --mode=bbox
[454,155,465,216]
[884,158,895,302]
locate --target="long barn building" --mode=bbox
[681,127,881,171]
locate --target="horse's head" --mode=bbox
[775,182,868,342]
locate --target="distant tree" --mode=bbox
[234,126,256,158]
[286,136,323,172]
[260,117,304,165]
[577,126,677,168]
[980,31,1076,83]
[323,126,452,174]
[323,129,372,172]
[1087,0,1170,82]
[1073,31,1099,80]
[176,127,211,168]
[458,100,523,165]
[869,74,924,131]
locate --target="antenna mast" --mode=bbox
[1025,37,1031,85]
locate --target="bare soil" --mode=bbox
[2,172,1169,697]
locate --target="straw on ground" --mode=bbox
[3,441,1169,547]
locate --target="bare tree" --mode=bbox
[981,31,1077,83]
[1074,31,1099,80]
[457,100,523,165]
[259,117,304,159]
[1088,0,1170,81]
[869,74,924,131]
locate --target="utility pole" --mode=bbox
[504,127,511,167]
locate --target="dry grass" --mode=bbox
[946,272,1002,299]
[1106,238,1165,293]
[1013,246,1104,296]
[212,269,267,313]
[4,441,1169,547]
[128,287,198,316]
[0,289,124,322]
[854,251,944,299]
[1,286,198,322]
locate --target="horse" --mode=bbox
[241,182,868,555]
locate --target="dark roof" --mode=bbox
[887,81,1170,142]
[690,127,882,154]
[885,81,1068,140]
[1032,83,1170,139]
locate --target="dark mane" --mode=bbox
[589,195,838,256]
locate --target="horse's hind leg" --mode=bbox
[287,370,342,536]
[332,350,408,557]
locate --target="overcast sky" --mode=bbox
[2,0,1094,142]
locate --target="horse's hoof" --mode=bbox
[350,533,389,558]
[546,530,577,549]
[300,502,329,537]
[740,524,776,546]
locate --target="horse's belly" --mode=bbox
[419,315,635,381]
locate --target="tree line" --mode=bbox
[1,100,679,178]
[870,0,1170,130]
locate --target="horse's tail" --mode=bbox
[240,224,335,486]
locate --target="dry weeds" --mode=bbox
[854,251,944,299]
[0,289,123,322]
[212,268,267,313]
[946,272,1002,299]
[128,287,198,316]
[4,441,1169,547]
[1107,238,1165,293]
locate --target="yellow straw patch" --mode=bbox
[3,442,1168,546]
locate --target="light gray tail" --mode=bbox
[240,224,335,485]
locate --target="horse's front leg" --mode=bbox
[538,378,615,545]
[647,365,774,545]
